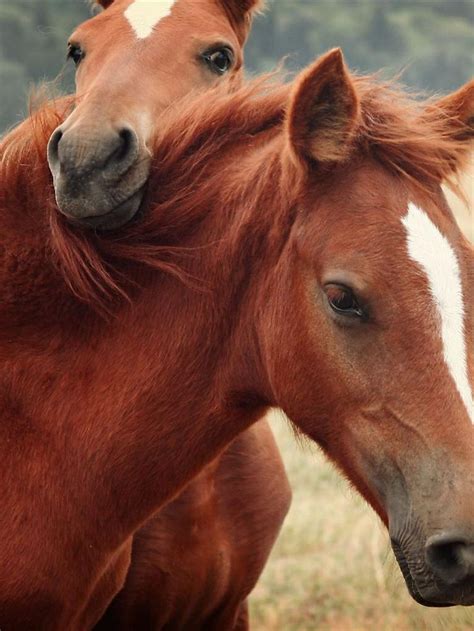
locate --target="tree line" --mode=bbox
[1,0,473,131]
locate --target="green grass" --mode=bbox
[249,414,474,631]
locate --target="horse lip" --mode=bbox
[391,539,453,608]
[64,187,145,232]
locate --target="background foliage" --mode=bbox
[0,0,473,131]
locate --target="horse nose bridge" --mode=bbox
[386,440,474,526]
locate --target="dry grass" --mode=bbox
[249,168,473,630]
[444,160,474,242]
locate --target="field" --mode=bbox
[249,171,473,631]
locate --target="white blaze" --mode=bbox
[125,0,176,39]
[402,202,473,423]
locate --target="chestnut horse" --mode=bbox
[1,1,292,630]
[6,0,295,628]
[48,0,263,230]
[50,2,292,629]
[1,47,473,629]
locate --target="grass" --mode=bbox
[249,174,473,630]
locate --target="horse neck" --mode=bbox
[79,127,295,524]
[0,107,290,548]
[155,125,296,403]
[110,134,293,512]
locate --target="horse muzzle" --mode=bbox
[390,528,474,607]
[47,123,150,230]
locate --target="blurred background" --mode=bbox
[1,0,474,131]
[0,1,472,629]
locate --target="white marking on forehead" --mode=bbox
[402,202,473,423]
[125,0,176,40]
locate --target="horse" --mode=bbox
[48,0,263,230]
[96,49,474,619]
[59,3,292,628]
[60,45,473,609]
[0,1,292,629]
[52,2,293,629]
[1,46,473,629]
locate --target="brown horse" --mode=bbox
[1,1,291,630]
[64,3,291,629]
[48,0,262,230]
[1,47,473,629]
[51,2,292,629]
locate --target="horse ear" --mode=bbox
[219,0,263,41]
[423,79,474,178]
[286,48,360,166]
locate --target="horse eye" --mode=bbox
[202,48,233,75]
[67,43,85,67]
[325,284,365,319]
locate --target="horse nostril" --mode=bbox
[114,127,138,164]
[425,534,474,585]
[47,124,141,187]
[47,127,64,168]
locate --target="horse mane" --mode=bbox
[352,74,473,192]
[1,71,471,316]
[0,77,290,316]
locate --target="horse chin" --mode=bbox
[64,188,145,232]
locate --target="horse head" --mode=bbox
[47,0,261,230]
[261,49,474,606]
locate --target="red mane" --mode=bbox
[1,74,471,315]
